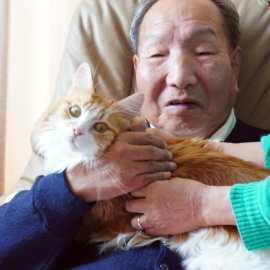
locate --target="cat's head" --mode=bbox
[35,63,144,173]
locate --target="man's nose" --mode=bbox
[166,53,197,89]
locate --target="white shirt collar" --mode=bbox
[149,108,236,142]
[208,109,236,142]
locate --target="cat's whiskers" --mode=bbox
[87,162,103,201]
[96,155,130,195]
[93,80,101,89]
[84,157,125,201]
[91,59,103,92]
[92,59,102,82]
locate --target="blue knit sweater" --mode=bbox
[0,173,182,269]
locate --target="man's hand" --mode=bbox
[126,178,234,235]
[65,131,176,202]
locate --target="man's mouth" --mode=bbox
[164,99,200,113]
[166,99,197,106]
[170,101,182,105]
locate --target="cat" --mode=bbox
[35,62,270,270]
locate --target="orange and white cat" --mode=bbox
[35,63,270,270]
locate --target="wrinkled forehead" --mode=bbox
[138,0,225,47]
[141,23,221,50]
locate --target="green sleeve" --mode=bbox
[230,134,270,251]
[261,134,270,169]
[230,177,270,251]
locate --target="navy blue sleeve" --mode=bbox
[0,172,94,269]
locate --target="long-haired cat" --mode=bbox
[35,62,270,270]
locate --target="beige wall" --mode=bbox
[0,0,8,194]
[2,0,81,194]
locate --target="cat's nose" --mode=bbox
[73,128,83,137]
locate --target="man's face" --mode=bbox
[134,0,241,138]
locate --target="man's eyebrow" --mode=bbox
[191,27,218,39]
[145,27,218,41]
[140,35,167,50]
[144,34,166,43]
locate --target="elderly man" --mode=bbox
[125,0,270,243]
[125,0,261,228]
[0,0,269,269]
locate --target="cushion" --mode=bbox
[234,0,270,129]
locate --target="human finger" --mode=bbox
[111,132,171,161]
[131,215,151,230]
[131,117,148,132]
[123,132,167,150]
[131,214,173,236]
[137,170,174,186]
[129,188,145,198]
[129,145,173,161]
[132,159,176,173]
[125,197,146,214]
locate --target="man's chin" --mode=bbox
[162,123,209,138]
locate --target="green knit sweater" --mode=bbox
[230,134,270,251]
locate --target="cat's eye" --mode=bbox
[94,123,108,133]
[70,106,81,117]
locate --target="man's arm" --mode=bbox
[211,141,265,168]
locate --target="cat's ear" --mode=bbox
[116,93,144,121]
[72,62,94,91]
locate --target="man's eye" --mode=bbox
[197,51,213,56]
[152,54,164,57]
[150,53,166,58]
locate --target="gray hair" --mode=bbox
[130,0,241,54]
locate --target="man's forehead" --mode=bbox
[140,22,220,49]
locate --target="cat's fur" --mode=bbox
[36,63,270,270]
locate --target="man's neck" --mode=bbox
[209,109,236,142]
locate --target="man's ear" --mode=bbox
[231,46,242,93]
[133,55,139,72]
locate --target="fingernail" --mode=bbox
[168,151,173,160]
[164,172,171,179]
[170,162,177,171]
